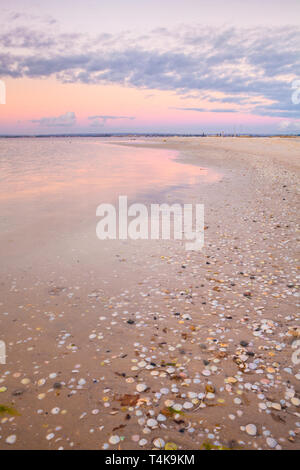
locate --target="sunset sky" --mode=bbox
[0,0,300,134]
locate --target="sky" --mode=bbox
[0,0,300,134]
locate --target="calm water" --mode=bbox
[0,137,220,204]
[0,138,221,268]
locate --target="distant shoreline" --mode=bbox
[0,133,299,138]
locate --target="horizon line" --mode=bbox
[0,132,299,138]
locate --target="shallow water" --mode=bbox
[0,137,220,203]
[0,137,220,267]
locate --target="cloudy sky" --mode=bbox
[0,0,300,134]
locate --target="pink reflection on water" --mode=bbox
[0,138,221,202]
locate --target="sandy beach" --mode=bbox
[0,136,299,450]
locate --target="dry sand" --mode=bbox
[0,136,299,450]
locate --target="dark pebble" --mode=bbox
[12,389,25,397]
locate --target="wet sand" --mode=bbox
[0,136,299,450]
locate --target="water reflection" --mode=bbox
[0,138,221,204]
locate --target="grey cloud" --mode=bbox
[0,23,300,118]
[171,107,238,113]
[210,108,238,113]
[0,27,56,49]
[89,115,135,121]
[31,112,76,127]
[171,107,206,112]
[88,115,136,126]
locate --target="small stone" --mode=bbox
[266,437,277,448]
[291,397,300,407]
[206,393,215,400]
[136,383,147,392]
[226,377,237,384]
[12,389,25,397]
[109,435,120,445]
[245,424,257,436]
[6,435,17,445]
[243,292,251,297]
[157,413,167,422]
[234,398,242,405]
[271,403,281,411]
[173,403,183,411]
[21,378,30,385]
[147,418,158,428]
[153,438,165,449]
[165,399,174,407]
[51,407,60,415]
[183,401,193,409]
[139,439,147,447]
